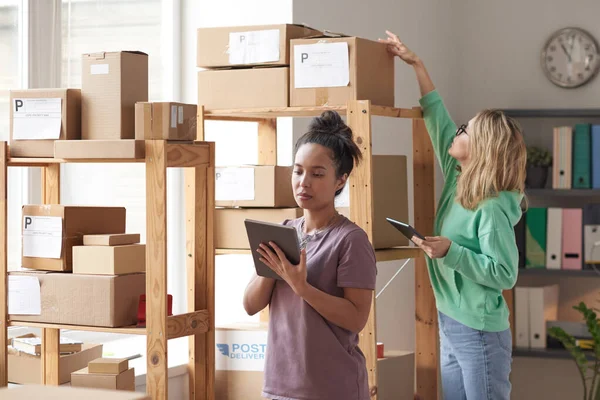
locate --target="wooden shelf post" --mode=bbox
[412,110,438,399]
[146,140,169,399]
[346,100,379,398]
[257,118,277,165]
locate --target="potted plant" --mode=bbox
[526,146,552,189]
[548,302,600,400]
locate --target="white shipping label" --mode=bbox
[294,42,350,88]
[22,216,63,259]
[178,106,184,124]
[215,168,255,201]
[91,64,109,75]
[12,98,62,140]
[228,29,280,65]
[171,105,177,129]
[8,275,41,315]
[215,329,268,372]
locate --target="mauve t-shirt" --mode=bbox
[262,216,377,400]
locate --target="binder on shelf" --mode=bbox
[546,208,562,269]
[553,126,573,189]
[562,208,583,270]
[528,285,560,349]
[515,213,526,269]
[515,287,530,348]
[572,124,591,189]
[525,208,547,268]
[584,204,600,225]
[592,125,600,189]
[584,225,600,264]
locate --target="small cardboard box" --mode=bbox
[88,357,129,374]
[216,166,295,208]
[22,205,126,271]
[8,334,103,384]
[0,385,150,400]
[216,208,303,249]
[333,155,409,249]
[215,323,268,400]
[84,233,140,246]
[71,367,135,391]
[9,89,81,158]
[54,139,145,159]
[290,36,394,107]
[198,67,288,110]
[377,351,415,400]
[8,271,145,327]
[73,244,145,275]
[135,102,197,141]
[82,51,148,140]
[197,24,321,68]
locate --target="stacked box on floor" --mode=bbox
[71,357,135,391]
[197,24,321,109]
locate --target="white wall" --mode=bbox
[293,0,458,353]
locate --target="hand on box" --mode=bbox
[378,30,419,65]
[412,236,452,259]
[257,242,308,296]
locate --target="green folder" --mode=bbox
[573,123,591,188]
[525,208,547,268]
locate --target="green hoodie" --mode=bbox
[419,90,523,332]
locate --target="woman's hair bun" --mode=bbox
[308,111,352,140]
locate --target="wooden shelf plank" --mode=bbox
[519,268,600,277]
[167,310,210,340]
[375,247,422,262]
[8,321,146,335]
[526,189,600,197]
[503,109,600,118]
[204,105,420,120]
[7,157,146,166]
[513,347,594,361]
[216,247,423,261]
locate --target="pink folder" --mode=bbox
[562,208,583,270]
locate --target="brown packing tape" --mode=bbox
[315,88,329,106]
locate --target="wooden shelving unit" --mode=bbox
[204,101,437,400]
[0,140,215,400]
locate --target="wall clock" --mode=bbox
[541,27,600,88]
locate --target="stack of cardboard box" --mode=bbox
[9,205,145,328]
[10,50,197,159]
[196,24,321,109]
[71,357,135,391]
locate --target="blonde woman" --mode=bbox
[381,31,526,400]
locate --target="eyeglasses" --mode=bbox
[455,124,468,137]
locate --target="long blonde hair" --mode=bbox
[455,110,527,210]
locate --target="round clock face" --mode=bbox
[541,27,600,88]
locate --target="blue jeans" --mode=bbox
[438,311,512,400]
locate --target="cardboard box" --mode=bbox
[71,367,135,391]
[9,271,145,327]
[198,67,288,110]
[22,205,126,271]
[73,244,145,275]
[88,357,129,374]
[9,89,81,157]
[197,24,321,68]
[290,36,394,107]
[216,166,295,208]
[334,156,409,249]
[8,334,102,384]
[84,233,141,246]
[82,51,148,140]
[54,139,145,159]
[135,102,197,141]
[216,208,302,249]
[215,323,268,400]
[0,385,150,400]
[377,351,415,400]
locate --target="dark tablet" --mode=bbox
[244,219,301,280]
[386,217,425,243]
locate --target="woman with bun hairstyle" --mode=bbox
[380,31,527,399]
[243,111,377,400]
